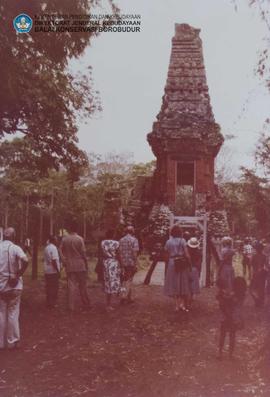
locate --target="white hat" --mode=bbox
[187,237,200,249]
[222,236,232,243]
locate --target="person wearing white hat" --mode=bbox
[0,227,28,349]
[187,237,201,300]
[187,237,200,249]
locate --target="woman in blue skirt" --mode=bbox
[164,225,191,312]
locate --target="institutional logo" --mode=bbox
[13,14,33,33]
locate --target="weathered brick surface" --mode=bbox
[147,24,223,211]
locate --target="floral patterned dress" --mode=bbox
[101,239,121,295]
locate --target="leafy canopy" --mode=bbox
[0,0,118,175]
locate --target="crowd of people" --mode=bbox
[144,228,270,359]
[214,235,270,359]
[0,223,270,359]
[0,223,140,350]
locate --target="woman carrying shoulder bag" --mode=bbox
[164,225,191,312]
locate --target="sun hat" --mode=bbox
[187,237,200,249]
[221,236,232,243]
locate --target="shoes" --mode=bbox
[179,306,189,313]
[7,341,20,350]
[126,299,135,304]
[121,298,135,305]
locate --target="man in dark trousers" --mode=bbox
[44,236,61,308]
[144,242,164,285]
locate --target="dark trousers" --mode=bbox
[45,273,59,308]
[251,288,265,307]
[219,320,236,357]
[242,257,252,279]
[144,261,158,285]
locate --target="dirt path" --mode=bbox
[0,269,269,397]
[134,261,165,285]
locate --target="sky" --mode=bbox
[75,0,270,174]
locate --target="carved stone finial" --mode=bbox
[174,23,200,38]
[147,23,224,207]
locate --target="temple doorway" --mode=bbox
[175,161,195,215]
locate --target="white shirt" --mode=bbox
[0,240,27,292]
[44,243,61,274]
[243,244,253,258]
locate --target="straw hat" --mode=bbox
[187,237,200,249]
[221,236,232,244]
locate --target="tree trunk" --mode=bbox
[49,191,54,235]
[32,236,38,280]
[205,236,212,288]
[25,193,29,237]
[4,206,8,228]
[20,206,24,245]
[83,213,87,240]
[32,208,43,280]
[40,209,43,246]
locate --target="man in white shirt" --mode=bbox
[44,236,61,308]
[242,238,253,280]
[0,227,28,349]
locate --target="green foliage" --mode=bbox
[240,168,270,235]
[145,204,172,247]
[0,145,155,243]
[255,131,270,174]
[174,186,194,215]
[0,0,118,175]
[222,168,270,236]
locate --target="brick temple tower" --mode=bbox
[147,24,224,215]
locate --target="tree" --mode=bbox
[222,181,249,235]
[143,204,172,249]
[222,168,270,236]
[215,137,236,184]
[255,130,270,176]
[240,167,270,236]
[231,0,270,88]
[248,0,270,88]
[0,0,118,175]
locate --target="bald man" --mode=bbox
[0,227,28,349]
